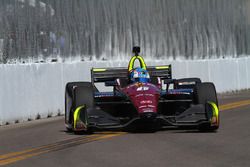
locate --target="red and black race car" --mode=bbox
[65,47,219,133]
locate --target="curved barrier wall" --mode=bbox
[1,57,250,125]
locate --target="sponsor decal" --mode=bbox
[143,109,153,113]
[137,86,149,91]
[145,94,154,96]
[139,105,147,109]
[135,94,144,97]
[140,100,153,104]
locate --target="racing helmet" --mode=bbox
[130,67,150,83]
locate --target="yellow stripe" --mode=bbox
[0,148,44,160]
[155,66,170,70]
[92,68,106,72]
[219,99,250,111]
[0,132,126,166]
[0,134,99,160]
[0,150,50,166]
[0,135,99,165]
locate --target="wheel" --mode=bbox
[193,82,219,131]
[194,82,218,105]
[65,82,94,132]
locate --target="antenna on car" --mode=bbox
[132,46,140,56]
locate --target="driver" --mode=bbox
[130,67,150,83]
[127,46,150,83]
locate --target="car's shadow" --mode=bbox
[158,127,218,133]
[59,129,92,136]
[60,126,217,135]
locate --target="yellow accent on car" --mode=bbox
[128,55,147,71]
[208,102,219,126]
[137,56,147,70]
[155,66,170,70]
[93,68,107,72]
[73,105,85,129]
[128,56,136,71]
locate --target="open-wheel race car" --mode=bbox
[65,47,219,133]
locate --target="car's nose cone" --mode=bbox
[140,112,157,120]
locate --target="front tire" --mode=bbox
[194,82,219,132]
[65,82,94,132]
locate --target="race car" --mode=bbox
[65,46,219,133]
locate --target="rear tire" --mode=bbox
[65,82,94,132]
[193,82,219,132]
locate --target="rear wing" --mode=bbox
[91,65,172,83]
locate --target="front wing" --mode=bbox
[72,103,219,131]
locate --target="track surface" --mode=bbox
[1,92,250,167]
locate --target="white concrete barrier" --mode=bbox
[1,57,250,125]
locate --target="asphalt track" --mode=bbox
[1,92,250,167]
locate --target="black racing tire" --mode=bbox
[69,82,94,108]
[193,82,219,132]
[194,82,218,106]
[65,82,94,132]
